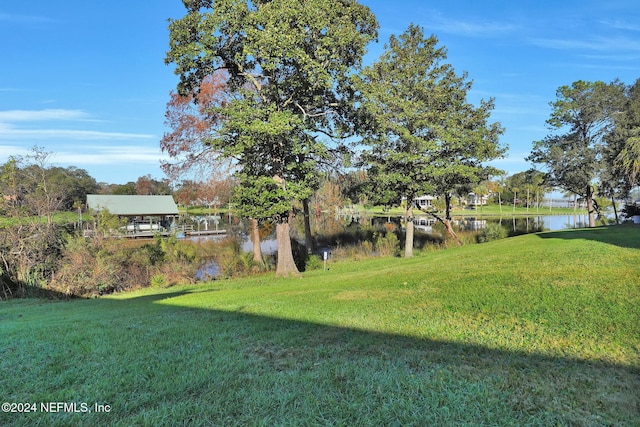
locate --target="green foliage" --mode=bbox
[305,254,323,271]
[528,80,626,210]
[195,237,266,279]
[0,222,66,298]
[607,78,640,191]
[503,169,547,206]
[150,274,168,288]
[476,223,507,243]
[374,230,400,257]
[355,23,505,243]
[166,0,379,276]
[231,175,296,222]
[93,208,127,235]
[111,182,137,195]
[621,203,640,218]
[44,166,99,210]
[50,235,198,297]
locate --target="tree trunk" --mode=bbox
[404,204,414,258]
[586,185,595,227]
[612,196,619,224]
[445,193,452,221]
[249,218,263,264]
[418,194,462,246]
[442,218,462,245]
[302,198,313,255]
[444,193,463,245]
[275,215,301,278]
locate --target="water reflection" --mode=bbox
[369,213,601,234]
[189,233,278,253]
[409,213,610,233]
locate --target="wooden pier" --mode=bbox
[83,228,227,239]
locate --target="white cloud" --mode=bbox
[52,145,169,165]
[0,144,168,167]
[428,15,519,37]
[0,109,153,140]
[0,127,153,140]
[529,35,640,53]
[600,19,640,32]
[0,109,90,122]
[0,144,29,158]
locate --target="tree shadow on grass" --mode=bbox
[537,224,640,250]
[2,290,637,426]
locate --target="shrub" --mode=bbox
[49,234,197,297]
[413,230,445,249]
[331,243,371,261]
[0,223,66,299]
[361,240,374,255]
[476,223,507,243]
[375,231,400,257]
[305,254,323,271]
[150,274,167,288]
[195,236,266,279]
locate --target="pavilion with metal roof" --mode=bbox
[87,195,179,217]
[86,195,180,235]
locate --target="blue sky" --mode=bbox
[1,0,638,185]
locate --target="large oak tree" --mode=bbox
[166,0,378,276]
[355,24,505,255]
[528,80,625,227]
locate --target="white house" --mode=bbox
[467,192,489,207]
[413,195,436,209]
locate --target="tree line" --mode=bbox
[2,0,637,285]
[0,148,176,218]
[162,0,639,276]
[162,1,505,275]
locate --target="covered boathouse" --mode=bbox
[86,194,180,237]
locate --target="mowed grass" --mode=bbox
[1,226,639,426]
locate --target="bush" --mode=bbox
[150,274,167,288]
[413,230,445,249]
[476,223,507,243]
[305,254,323,271]
[0,223,66,299]
[196,237,265,279]
[49,234,198,297]
[375,231,400,257]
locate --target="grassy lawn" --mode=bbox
[1,226,639,426]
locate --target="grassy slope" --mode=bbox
[1,226,639,426]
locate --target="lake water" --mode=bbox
[191,212,614,279]
[378,212,614,234]
[461,213,614,232]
